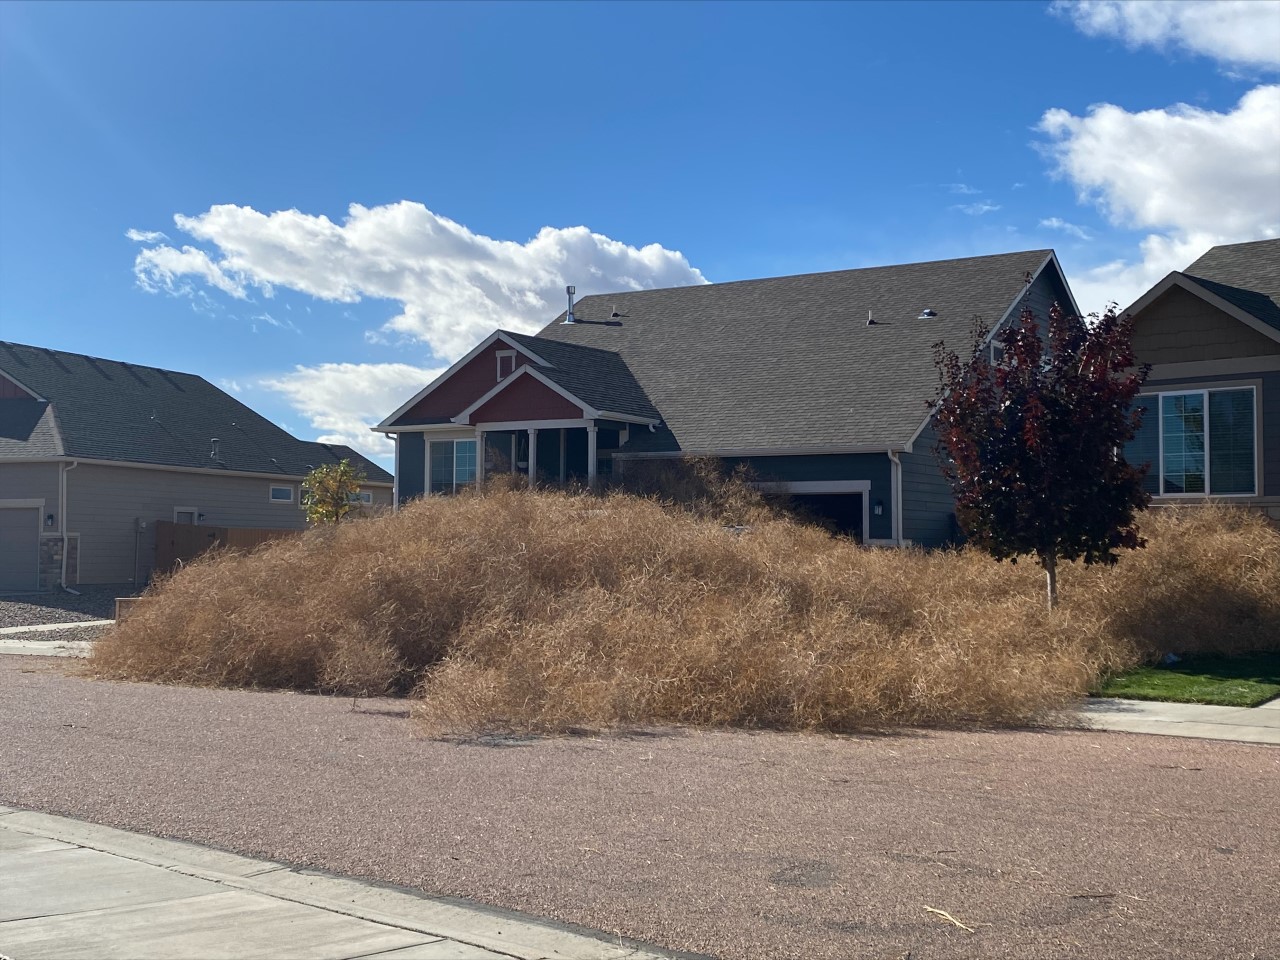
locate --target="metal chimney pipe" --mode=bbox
[563,285,576,324]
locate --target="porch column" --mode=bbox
[559,428,566,485]
[475,429,485,484]
[527,428,538,489]
[586,422,598,490]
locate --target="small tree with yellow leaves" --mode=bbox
[302,459,367,524]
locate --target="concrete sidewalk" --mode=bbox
[0,807,694,960]
[1074,696,1280,745]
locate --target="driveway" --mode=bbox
[2,656,1277,960]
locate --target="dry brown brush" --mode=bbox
[92,490,1280,735]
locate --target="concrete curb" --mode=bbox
[0,806,704,960]
[0,620,111,635]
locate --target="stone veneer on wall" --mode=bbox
[38,534,78,590]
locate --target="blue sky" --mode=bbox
[2,0,1277,462]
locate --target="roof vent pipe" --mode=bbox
[866,310,876,326]
[562,285,576,324]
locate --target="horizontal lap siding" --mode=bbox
[471,376,582,423]
[68,464,312,584]
[0,462,60,518]
[397,434,426,502]
[900,424,958,547]
[1133,287,1280,365]
[394,343,525,424]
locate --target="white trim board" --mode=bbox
[0,456,392,487]
[0,370,44,400]
[754,479,872,545]
[375,331,550,430]
[1124,272,1280,345]
[454,365,594,424]
[905,251,1060,452]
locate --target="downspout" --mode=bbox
[387,432,399,511]
[60,460,80,592]
[887,450,903,547]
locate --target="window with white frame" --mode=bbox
[346,490,374,505]
[269,485,294,503]
[1126,387,1257,496]
[428,439,478,494]
[496,350,517,381]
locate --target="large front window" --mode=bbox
[1127,387,1256,497]
[428,439,477,494]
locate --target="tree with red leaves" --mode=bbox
[932,301,1151,608]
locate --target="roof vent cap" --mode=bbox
[918,308,938,319]
[562,285,576,324]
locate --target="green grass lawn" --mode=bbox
[1096,651,1280,707]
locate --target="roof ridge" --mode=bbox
[503,329,625,360]
[0,340,204,381]
[567,248,1055,303]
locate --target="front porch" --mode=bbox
[415,419,633,496]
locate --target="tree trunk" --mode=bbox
[1042,552,1058,610]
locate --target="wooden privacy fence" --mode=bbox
[154,520,299,574]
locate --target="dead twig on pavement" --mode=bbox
[923,906,975,933]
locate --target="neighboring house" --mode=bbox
[378,249,1077,547]
[0,342,393,591]
[1123,238,1280,523]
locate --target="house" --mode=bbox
[377,248,1077,546]
[1123,238,1280,522]
[0,342,393,591]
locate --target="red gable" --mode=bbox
[467,372,584,423]
[393,340,529,424]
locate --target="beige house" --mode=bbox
[1123,238,1280,522]
[0,342,392,591]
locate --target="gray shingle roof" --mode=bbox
[1183,238,1280,335]
[501,332,661,420]
[531,249,1055,452]
[0,341,391,482]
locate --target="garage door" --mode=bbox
[0,507,40,592]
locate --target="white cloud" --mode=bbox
[1039,85,1280,312]
[953,201,1001,216]
[125,228,168,243]
[132,201,707,362]
[946,183,980,195]
[260,361,446,460]
[1052,0,1280,71]
[255,312,301,334]
[134,244,248,299]
[1039,217,1093,240]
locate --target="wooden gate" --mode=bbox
[154,521,298,574]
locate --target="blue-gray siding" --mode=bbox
[731,453,894,541]
[900,424,959,547]
[398,433,425,502]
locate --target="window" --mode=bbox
[269,485,294,503]
[428,439,478,494]
[990,343,1006,364]
[174,507,198,524]
[346,490,374,505]
[496,350,517,381]
[1125,387,1256,497]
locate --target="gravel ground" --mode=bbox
[0,584,135,626]
[0,623,112,645]
[2,657,1277,960]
